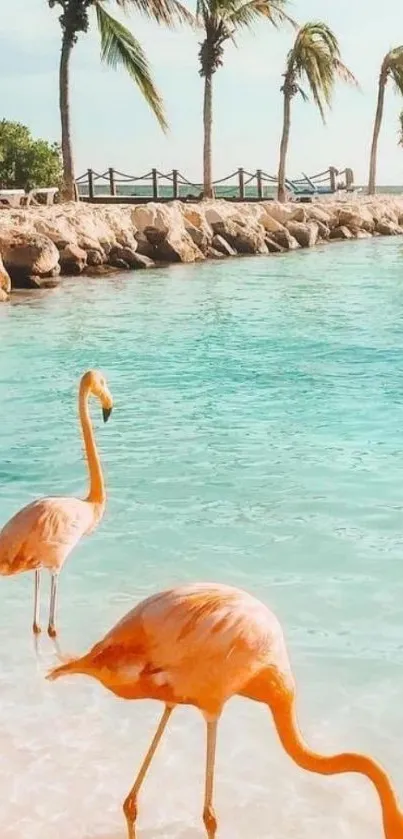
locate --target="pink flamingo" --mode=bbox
[0,369,113,637]
[48,582,403,838]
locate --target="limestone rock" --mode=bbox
[185,223,212,254]
[271,229,300,250]
[86,249,105,267]
[315,221,329,240]
[212,220,267,254]
[60,243,87,275]
[0,288,8,302]
[0,253,11,293]
[0,232,59,282]
[375,220,401,236]
[110,246,140,268]
[307,205,336,227]
[109,256,130,270]
[286,221,319,248]
[146,227,204,263]
[264,236,284,253]
[354,229,373,239]
[135,232,157,259]
[329,226,354,240]
[259,214,287,235]
[206,246,227,259]
[211,234,237,256]
[128,252,155,269]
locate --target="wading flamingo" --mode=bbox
[48,582,403,839]
[0,370,113,637]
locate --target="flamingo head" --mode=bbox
[82,370,114,422]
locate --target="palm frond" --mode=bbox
[284,21,358,122]
[110,0,195,29]
[226,0,295,30]
[95,1,168,131]
[387,47,403,95]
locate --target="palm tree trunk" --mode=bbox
[368,70,387,195]
[277,90,291,203]
[59,31,77,202]
[203,72,213,199]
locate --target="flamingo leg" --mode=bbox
[48,573,59,637]
[203,719,218,839]
[33,570,41,634]
[123,704,173,839]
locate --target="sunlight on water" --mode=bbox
[1,238,403,838]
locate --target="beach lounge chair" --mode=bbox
[0,189,26,208]
[25,187,59,206]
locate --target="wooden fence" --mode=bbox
[76,166,355,203]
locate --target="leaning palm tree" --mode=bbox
[197,0,293,198]
[277,21,357,203]
[368,47,403,194]
[49,0,193,201]
[398,110,403,147]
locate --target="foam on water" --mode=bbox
[0,238,403,838]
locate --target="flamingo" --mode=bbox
[48,582,403,839]
[0,369,113,637]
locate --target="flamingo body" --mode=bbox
[49,583,403,839]
[0,369,113,635]
[72,583,293,715]
[0,496,102,576]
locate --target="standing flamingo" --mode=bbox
[48,582,403,838]
[0,369,113,637]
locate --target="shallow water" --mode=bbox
[1,238,403,838]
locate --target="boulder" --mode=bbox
[185,223,212,254]
[110,246,140,268]
[0,232,59,282]
[0,288,8,302]
[354,229,373,239]
[206,246,227,259]
[375,220,401,236]
[135,232,157,259]
[127,253,155,269]
[146,227,204,263]
[86,249,105,267]
[109,256,130,270]
[339,207,374,233]
[315,221,330,240]
[60,243,87,275]
[0,253,11,294]
[286,221,319,247]
[259,214,287,235]
[212,220,267,254]
[307,205,335,227]
[211,234,237,256]
[271,229,300,250]
[329,225,354,240]
[264,236,284,253]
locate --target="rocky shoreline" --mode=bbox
[1,195,403,301]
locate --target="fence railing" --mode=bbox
[76,166,354,203]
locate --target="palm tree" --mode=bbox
[197,0,292,199]
[398,110,403,147]
[277,21,357,203]
[49,0,193,201]
[368,47,403,194]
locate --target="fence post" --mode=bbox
[256,169,263,200]
[329,166,337,193]
[172,169,179,200]
[238,168,245,200]
[87,168,94,200]
[109,167,116,197]
[152,168,159,200]
[345,167,354,191]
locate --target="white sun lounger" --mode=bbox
[25,187,59,206]
[0,189,26,208]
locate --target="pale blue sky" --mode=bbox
[2,0,403,183]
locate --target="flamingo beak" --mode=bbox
[102,406,112,423]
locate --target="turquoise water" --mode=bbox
[1,237,403,838]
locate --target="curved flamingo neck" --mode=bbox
[270,692,403,838]
[79,380,105,506]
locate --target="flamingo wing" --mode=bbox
[0,496,95,575]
